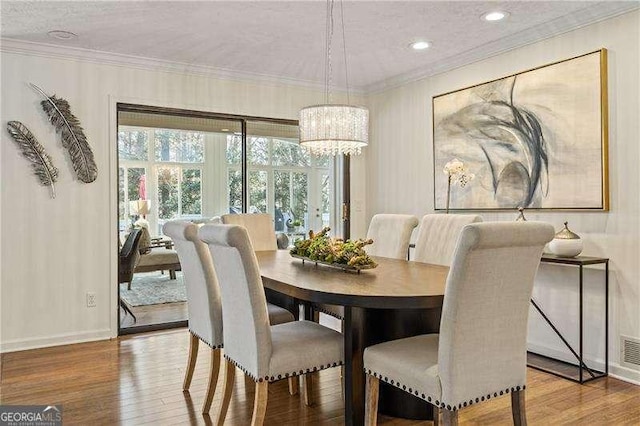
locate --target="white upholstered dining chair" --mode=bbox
[222,211,302,389]
[162,221,295,414]
[199,224,344,425]
[366,214,420,258]
[221,213,277,251]
[413,214,482,265]
[317,213,419,321]
[363,222,555,426]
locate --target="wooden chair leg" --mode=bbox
[202,348,221,414]
[288,376,299,395]
[442,408,458,426]
[127,281,132,291]
[433,406,440,426]
[304,372,318,406]
[183,333,199,390]
[215,360,236,426]
[251,381,269,426]
[365,374,380,426]
[511,389,527,426]
[169,269,177,280]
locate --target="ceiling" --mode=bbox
[1,1,637,92]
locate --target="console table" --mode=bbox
[527,254,609,383]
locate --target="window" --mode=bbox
[154,130,204,163]
[118,130,148,161]
[118,125,207,233]
[244,120,333,233]
[118,108,337,238]
[118,166,147,230]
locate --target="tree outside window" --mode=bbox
[155,130,204,163]
[118,131,148,161]
[157,167,179,219]
[181,169,202,215]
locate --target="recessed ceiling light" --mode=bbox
[410,41,430,51]
[47,30,78,40]
[482,11,508,22]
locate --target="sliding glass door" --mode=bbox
[116,105,338,334]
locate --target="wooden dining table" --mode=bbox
[256,250,449,426]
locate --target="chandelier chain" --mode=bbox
[327,0,334,104]
[339,0,350,105]
[323,0,327,102]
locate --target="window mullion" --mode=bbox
[177,166,183,218]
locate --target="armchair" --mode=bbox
[118,228,143,321]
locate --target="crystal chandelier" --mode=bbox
[299,0,369,156]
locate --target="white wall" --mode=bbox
[365,11,640,383]
[0,44,366,351]
[2,11,637,385]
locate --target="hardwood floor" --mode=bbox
[120,302,188,329]
[1,329,639,425]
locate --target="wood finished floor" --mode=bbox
[1,329,639,425]
[120,302,188,329]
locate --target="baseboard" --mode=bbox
[609,364,640,385]
[0,328,114,353]
[527,341,606,371]
[527,341,640,385]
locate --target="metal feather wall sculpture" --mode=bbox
[30,83,98,183]
[7,121,60,198]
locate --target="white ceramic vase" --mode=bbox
[548,222,583,257]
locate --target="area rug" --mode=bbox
[120,272,187,307]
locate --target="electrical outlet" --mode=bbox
[86,292,96,307]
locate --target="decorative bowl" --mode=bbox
[548,222,583,257]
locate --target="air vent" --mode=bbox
[621,335,640,369]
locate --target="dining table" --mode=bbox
[256,250,449,426]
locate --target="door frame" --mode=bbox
[111,98,351,336]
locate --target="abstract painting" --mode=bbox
[432,49,608,211]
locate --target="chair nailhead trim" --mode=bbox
[314,305,344,320]
[224,355,343,383]
[190,330,223,350]
[364,368,525,411]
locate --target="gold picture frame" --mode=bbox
[432,49,609,211]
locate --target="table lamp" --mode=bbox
[129,199,151,229]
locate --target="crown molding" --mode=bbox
[363,2,640,95]
[0,37,365,95]
[1,2,637,97]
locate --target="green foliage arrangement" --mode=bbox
[290,227,378,269]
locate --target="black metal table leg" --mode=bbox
[530,299,593,375]
[529,255,610,384]
[579,264,584,383]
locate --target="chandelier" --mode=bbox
[299,0,369,156]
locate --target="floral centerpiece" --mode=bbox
[443,158,475,213]
[290,227,377,270]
